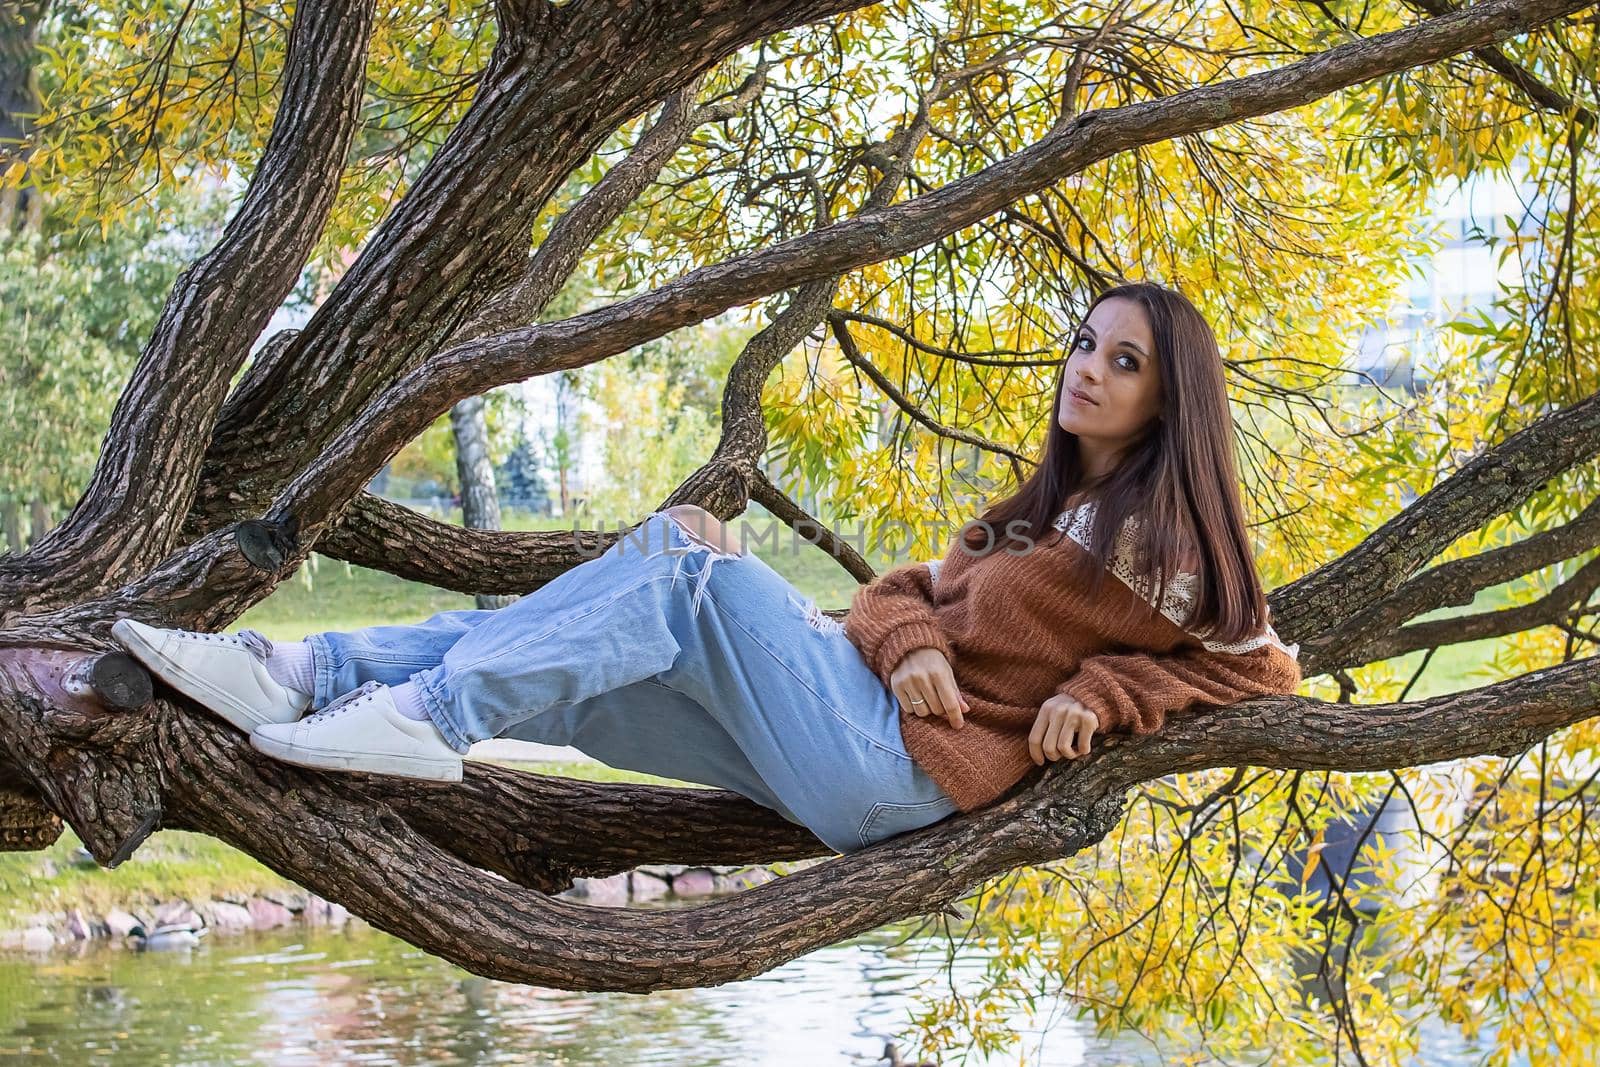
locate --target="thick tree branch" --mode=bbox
[1087,653,1600,794]
[1322,553,1600,669]
[318,494,624,596]
[321,473,880,598]
[1275,390,1600,645]
[317,468,878,599]
[1304,493,1600,669]
[158,718,1106,993]
[0,649,164,865]
[375,761,831,890]
[191,0,877,534]
[9,635,1593,992]
[2,524,296,640]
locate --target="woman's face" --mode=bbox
[1057,297,1164,471]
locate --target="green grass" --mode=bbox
[0,828,291,926]
[235,553,476,641]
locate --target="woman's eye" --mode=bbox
[1074,336,1138,370]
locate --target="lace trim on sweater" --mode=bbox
[1051,500,1301,660]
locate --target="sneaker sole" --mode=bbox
[111,620,294,733]
[248,732,463,782]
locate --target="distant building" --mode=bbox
[1352,167,1551,391]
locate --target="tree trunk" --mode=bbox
[2,499,22,555]
[27,499,48,544]
[449,396,514,609]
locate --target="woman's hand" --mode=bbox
[888,647,969,729]
[1029,693,1097,764]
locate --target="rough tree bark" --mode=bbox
[1,0,1597,994]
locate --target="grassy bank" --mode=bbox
[0,828,289,928]
[0,760,685,928]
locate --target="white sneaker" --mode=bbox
[250,681,463,782]
[111,619,311,732]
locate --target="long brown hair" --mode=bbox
[963,280,1269,644]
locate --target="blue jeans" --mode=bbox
[303,509,959,853]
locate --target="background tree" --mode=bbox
[0,186,227,550]
[494,429,551,515]
[1,1,1599,1063]
[0,1,228,553]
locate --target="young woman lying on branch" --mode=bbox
[112,280,1301,855]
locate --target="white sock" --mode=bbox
[264,641,315,698]
[389,680,433,721]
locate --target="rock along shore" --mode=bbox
[1,858,829,955]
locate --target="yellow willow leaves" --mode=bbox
[1403,757,1600,1066]
[25,1,490,266]
[927,772,1370,1061]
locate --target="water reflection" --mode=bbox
[0,916,1512,1065]
[0,918,1163,1066]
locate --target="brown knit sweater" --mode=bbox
[842,498,1303,812]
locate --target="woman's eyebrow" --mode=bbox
[1078,325,1149,359]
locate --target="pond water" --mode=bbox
[0,916,1146,1066]
[0,914,1520,1065]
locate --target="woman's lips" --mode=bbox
[1068,388,1097,406]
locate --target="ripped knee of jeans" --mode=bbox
[787,590,847,637]
[659,507,745,557]
[658,509,745,619]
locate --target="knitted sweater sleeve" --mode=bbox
[1054,623,1302,735]
[842,560,952,686]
